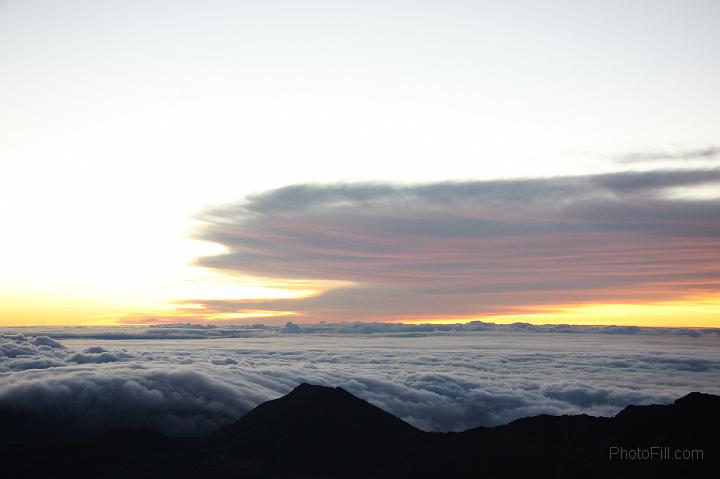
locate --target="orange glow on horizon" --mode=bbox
[401,294,720,328]
[119,309,300,325]
[0,278,344,326]
[2,290,718,328]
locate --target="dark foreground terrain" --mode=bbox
[1,384,716,478]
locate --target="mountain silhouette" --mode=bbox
[1,385,716,478]
[216,383,421,441]
[214,383,423,472]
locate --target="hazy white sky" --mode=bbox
[1,0,718,324]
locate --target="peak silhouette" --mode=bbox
[214,382,422,473]
[219,382,419,437]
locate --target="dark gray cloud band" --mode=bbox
[192,169,720,322]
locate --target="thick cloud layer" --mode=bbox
[189,170,720,322]
[1,329,718,436]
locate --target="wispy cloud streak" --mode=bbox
[616,146,720,163]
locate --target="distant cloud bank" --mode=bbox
[4,321,717,340]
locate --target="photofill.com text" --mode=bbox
[609,446,703,461]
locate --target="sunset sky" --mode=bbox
[1,0,719,326]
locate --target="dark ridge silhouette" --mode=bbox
[213,383,424,474]
[1,385,716,478]
[216,383,421,441]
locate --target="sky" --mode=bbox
[1,0,719,326]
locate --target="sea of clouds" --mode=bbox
[1,323,719,437]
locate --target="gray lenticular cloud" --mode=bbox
[1,328,719,436]
[189,170,720,322]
